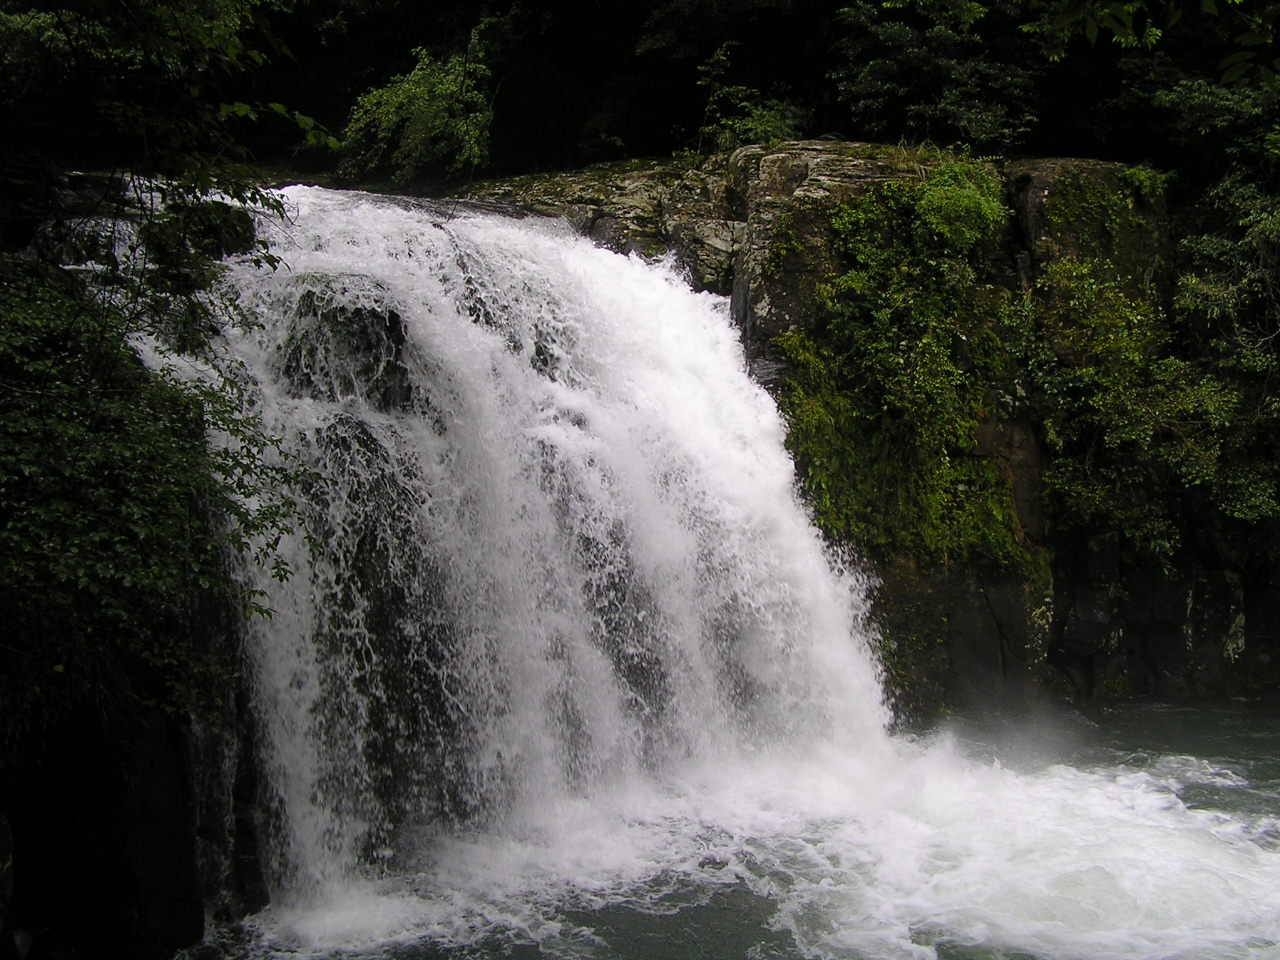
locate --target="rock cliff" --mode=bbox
[465,141,1280,719]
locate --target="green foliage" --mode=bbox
[1015,258,1245,557]
[1168,200,1280,525]
[0,188,302,769]
[830,0,1042,150]
[1018,0,1172,55]
[1131,75,1280,527]
[1018,0,1280,84]
[0,0,321,795]
[341,21,495,183]
[0,0,294,172]
[224,100,341,152]
[911,158,1011,247]
[780,158,1029,567]
[1,274,169,755]
[1177,177,1280,339]
[780,150,1280,574]
[1119,164,1172,198]
[692,42,808,154]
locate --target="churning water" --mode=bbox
[213,187,1280,960]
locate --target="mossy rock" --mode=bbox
[1006,158,1171,294]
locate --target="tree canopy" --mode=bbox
[2,0,1278,187]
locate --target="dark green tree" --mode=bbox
[830,0,1043,149]
[0,0,305,765]
[340,18,495,183]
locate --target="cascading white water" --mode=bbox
[218,186,1280,960]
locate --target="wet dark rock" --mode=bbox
[1,705,202,960]
[178,200,256,260]
[279,275,415,412]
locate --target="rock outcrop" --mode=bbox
[468,142,953,386]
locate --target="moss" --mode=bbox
[1043,170,1130,252]
[777,152,1224,577]
[778,155,1032,570]
[841,141,949,173]
[765,214,807,277]
[764,149,1280,698]
[1040,165,1168,293]
[1119,165,1172,201]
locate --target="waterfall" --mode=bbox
[217,187,1280,960]
[224,186,886,890]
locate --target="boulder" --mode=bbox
[278,274,416,413]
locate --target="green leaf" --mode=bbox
[1222,60,1255,82]
[1220,50,1258,66]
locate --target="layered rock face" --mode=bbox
[466,141,1280,718]
[467,143,926,382]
